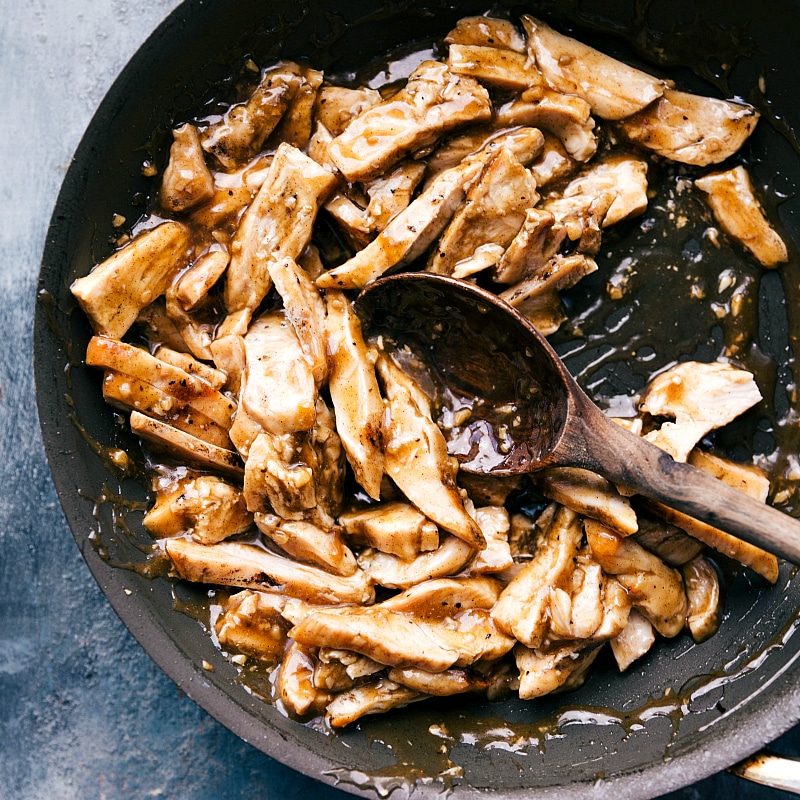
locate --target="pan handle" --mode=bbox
[729,751,800,794]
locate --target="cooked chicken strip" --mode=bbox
[308,121,344,181]
[364,160,427,232]
[682,555,721,643]
[201,63,301,169]
[327,60,492,182]
[377,355,484,549]
[499,253,598,308]
[326,159,426,252]
[174,245,230,311]
[143,475,252,544]
[534,467,638,535]
[220,143,336,335]
[445,16,526,52]
[554,191,614,256]
[495,90,597,162]
[309,397,346,522]
[633,514,703,567]
[548,555,631,642]
[640,361,762,461]
[153,345,227,389]
[548,558,604,642]
[86,337,236,429]
[395,662,511,697]
[164,284,215,362]
[380,349,435,430]
[515,642,602,700]
[313,658,369,694]
[135,299,196,355]
[695,166,788,267]
[379,575,503,618]
[612,416,643,435]
[160,123,215,213]
[475,659,520,701]
[388,666,477,696]
[326,678,422,728]
[649,500,779,583]
[523,15,665,120]
[190,166,262,233]
[267,256,328,386]
[215,590,290,662]
[457,473,522,507]
[609,608,655,671]
[429,146,539,276]
[290,605,514,671]
[209,333,246,396]
[688,449,770,502]
[528,132,576,187]
[291,607,457,672]
[277,596,318,627]
[228,405,266,460]
[323,191,372,251]
[101,371,233,450]
[541,154,649,229]
[324,291,384,499]
[189,156,270,232]
[314,85,382,137]
[585,519,688,638]
[448,44,544,91]
[589,575,632,641]
[273,65,323,150]
[465,506,514,574]
[358,535,476,590]
[278,641,332,717]
[315,664,370,695]
[492,506,582,647]
[130,412,243,478]
[508,508,541,557]
[516,291,568,335]
[165,538,375,604]
[243,431,316,517]
[449,246,512,283]
[255,513,357,576]
[493,208,566,284]
[318,648,384,681]
[339,502,438,561]
[234,310,318,440]
[71,221,190,339]
[617,88,759,166]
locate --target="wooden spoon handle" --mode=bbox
[562,402,800,565]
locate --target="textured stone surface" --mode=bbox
[1,1,799,798]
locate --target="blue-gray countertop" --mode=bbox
[3,2,800,798]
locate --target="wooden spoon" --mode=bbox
[356,272,800,564]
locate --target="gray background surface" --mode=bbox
[2,1,800,798]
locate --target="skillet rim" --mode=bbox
[33,0,800,796]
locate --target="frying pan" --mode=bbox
[33,0,800,796]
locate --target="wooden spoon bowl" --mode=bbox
[356,272,800,564]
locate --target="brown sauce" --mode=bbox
[319,584,800,793]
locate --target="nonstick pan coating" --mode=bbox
[34,1,800,797]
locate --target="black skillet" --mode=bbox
[34,0,800,797]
